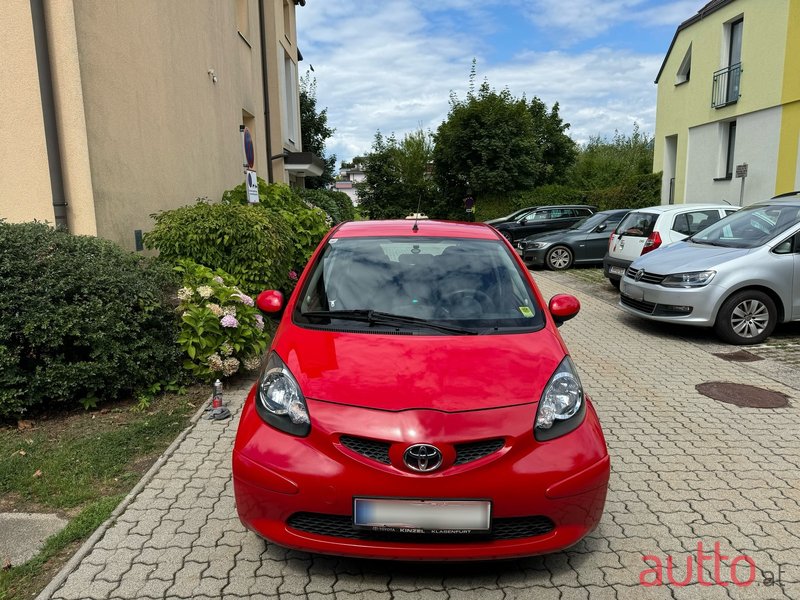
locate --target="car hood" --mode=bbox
[631,241,752,273]
[274,327,566,412]
[485,217,508,225]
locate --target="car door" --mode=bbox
[582,213,623,262]
[667,209,724,243]
[515,209,552,238]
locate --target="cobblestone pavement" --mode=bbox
[43,273,800,600]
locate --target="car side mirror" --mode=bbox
[549,294,580,326]
[257,290,285,318]
[594,223,607,232]
[520,219,528,225]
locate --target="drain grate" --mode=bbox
[696,382,789,408]
[711,350,763,363]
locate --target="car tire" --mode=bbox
[545,246,573,271]
[609,279,620,290]
[501,231,513,242]
[714,290,777,345]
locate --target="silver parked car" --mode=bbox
[619,193,800,344]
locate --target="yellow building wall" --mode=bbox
[0,0,56,225]
[776,0,800,194]
[654,0,791,203]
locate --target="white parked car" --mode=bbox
[603,204,738,288]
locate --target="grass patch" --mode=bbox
[0,495,122,600]
[0,385,208,600]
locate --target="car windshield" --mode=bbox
[294,236,544,334]
[570,212,606,231]
[690,204,800,248]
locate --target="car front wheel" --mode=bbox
[545,246,573,270]
[714,290,777,345]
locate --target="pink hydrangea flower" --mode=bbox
[221,315,239,328]
[288,270,299,281]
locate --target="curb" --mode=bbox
[34,396,214,600]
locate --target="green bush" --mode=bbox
[174,260,270,380]
[299,188,355,224]
[144,198,295,294]
[222,180,329,273]
[0,222,180,418]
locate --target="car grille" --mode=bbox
[340,436,504,467]
[340,435,391,464]
[625,267,665,285]
[453,439,504,465]
[287,512,555,542]
[620,294,657,314]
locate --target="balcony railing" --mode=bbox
[711,63,742,108]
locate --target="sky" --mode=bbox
[296,0,707,165]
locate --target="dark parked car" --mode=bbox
[517,209,630,270]
[493,205,597,243]
[484,207,536,226]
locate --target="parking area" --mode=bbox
[44,270,800,600]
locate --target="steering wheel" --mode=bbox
[438,289,494,317]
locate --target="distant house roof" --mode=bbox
[655,0,738,84]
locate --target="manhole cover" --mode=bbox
[696,382,789,408]
[711,350,763,363]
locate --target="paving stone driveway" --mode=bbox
[43,273,800,600]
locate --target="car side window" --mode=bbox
[672,214,691,235]
[577,209,593,217]
[773,234,795,255]
[689,210,721,233]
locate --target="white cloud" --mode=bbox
[296,1,683,163]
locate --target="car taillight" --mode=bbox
[608,230,616,251]
[641,231,662,255]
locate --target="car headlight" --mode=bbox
[661,270,716,288]
[255,351,310,436]
[534,356,585,441]
[529,242,551,249]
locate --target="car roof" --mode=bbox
[333,220,501,240]
[527,204,597,210]
[624,203,735,214]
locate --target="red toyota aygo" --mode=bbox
[233,220,609,560]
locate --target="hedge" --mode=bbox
[0,222,180,418]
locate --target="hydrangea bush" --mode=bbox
[174,260,270,380]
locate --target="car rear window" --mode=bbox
[294,237,545,333]
[615,212,658,237]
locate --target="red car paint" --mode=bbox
[233,220,609,560]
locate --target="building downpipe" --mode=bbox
[29,0,68,229]
[258,0,274,184]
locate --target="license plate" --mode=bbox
[609,266,625,276]
[353,498,491,534]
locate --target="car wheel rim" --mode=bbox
[730,299,770,338]
[550,249,570,269]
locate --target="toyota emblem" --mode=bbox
[403,444,443,472]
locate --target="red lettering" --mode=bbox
[696,541,713,586]
[640,555,663,587]
[713,542,729,586]
[666,554,693,586]
[730,555,757,586]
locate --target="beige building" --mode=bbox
[1,0,323,251]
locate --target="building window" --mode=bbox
[716,120,738,179]
[283,0,292,43]
[236,0,250,42]
[675,45,691,84]
[283,53,299,145]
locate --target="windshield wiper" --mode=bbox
[688,238,731,247]
[301,310,479,335]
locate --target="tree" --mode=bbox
[300,73,336,189]
[568,124,654,190]
[356,129,439,219]
[432,66,577,213]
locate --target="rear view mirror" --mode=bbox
[549,294,580,326]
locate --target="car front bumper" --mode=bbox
[519,247,548,266]
[233,386,609,560]
[619,277,725,325]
